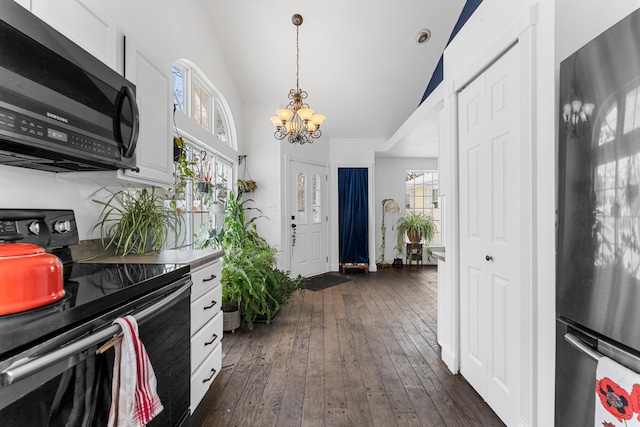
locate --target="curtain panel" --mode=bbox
[338,168,369,264]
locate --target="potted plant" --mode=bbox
[237,179,257,193]
[93,187,183,255]
[395,211,437,252]
[255,268,306,323]
[169,136,196,204]
[220,191,277,330]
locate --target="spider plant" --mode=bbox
[93,187,183,256]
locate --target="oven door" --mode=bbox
[0,277,191,427]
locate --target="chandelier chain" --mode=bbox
[296,24,299,91]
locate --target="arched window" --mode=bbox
[170,60,234,149]
[169,60,236,248]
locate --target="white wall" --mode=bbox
[0,0,243,241]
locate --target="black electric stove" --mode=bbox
[0,209,192,427]
[0,261,189,358]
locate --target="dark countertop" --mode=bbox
[87,249,224,269]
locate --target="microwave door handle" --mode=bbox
[113,85,140,160]
[0,279,190,387]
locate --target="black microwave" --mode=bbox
[0,1,139,173]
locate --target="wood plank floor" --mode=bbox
[191,266,505,427]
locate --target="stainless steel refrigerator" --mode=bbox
[556,8,640,426]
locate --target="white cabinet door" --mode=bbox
[122,40,173,186]
[30,0,119,71]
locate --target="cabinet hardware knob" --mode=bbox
[485,255,493,261]
[203,368,217,383]
[203,274,217,282]
[205,334,219,346]
[203,300,217,310]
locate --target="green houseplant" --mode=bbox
[220,191,277,330]
[395,211,437,252]
[93,187,183,256]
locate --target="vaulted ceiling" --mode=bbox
[203,0,466,157]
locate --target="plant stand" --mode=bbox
[223,309,241,333]
[406,243,423,268]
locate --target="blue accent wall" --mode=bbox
[420,0,484,104]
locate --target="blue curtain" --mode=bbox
[338,168,369,264]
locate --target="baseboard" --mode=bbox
[441,345,458,374]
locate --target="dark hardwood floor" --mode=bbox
[191,266,505,427]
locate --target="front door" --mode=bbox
[458,44,521,425]
[289,159,328,277]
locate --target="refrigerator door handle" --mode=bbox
[565,333,604,362]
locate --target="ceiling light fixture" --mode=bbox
[270,14,325,145]
[416,29,431,44]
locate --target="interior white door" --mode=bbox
[289,160,328,277]
[458,44,521,426]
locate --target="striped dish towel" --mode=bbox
[108,316,163,427]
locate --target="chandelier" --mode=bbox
[270,14,325,145]
[562,54,595,139]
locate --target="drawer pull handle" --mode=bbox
[205,333,219,346]
[203,368,217,383]
[203,300,217,310]
[203,274,217,282]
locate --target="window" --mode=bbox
[312,173,321,223]
[405,171,442,245]
[193,81,210,131]
[170,60,234,148]
[170,66,185,112]
[169,61,236,249]
[297,172,307,223]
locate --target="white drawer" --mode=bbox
[191,260,222,301]
[190,342,222,411]
[191,285,221,335]
[191,311,223,372]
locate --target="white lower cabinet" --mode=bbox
[190,259,223,412]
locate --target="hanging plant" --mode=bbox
[237,179,257,193]
[237,155,257,193]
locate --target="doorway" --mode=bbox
[337,168,369,269]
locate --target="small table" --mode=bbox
[341,262,369,274]
[406,243,423,268]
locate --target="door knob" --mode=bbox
[292,223,297,228]
[485,255,493,261]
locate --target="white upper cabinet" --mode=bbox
[121,40,173,186]
[30,0,119,72]
[28,0,174,187]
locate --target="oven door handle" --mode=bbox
[1,280,191,387]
